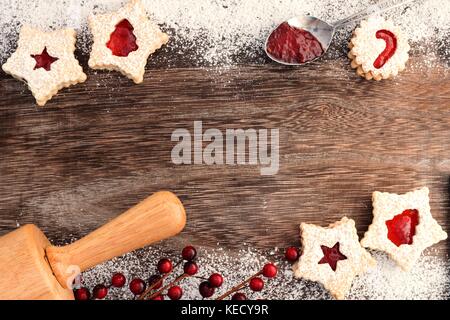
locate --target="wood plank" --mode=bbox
[0,56,448,258]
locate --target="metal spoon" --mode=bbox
[265,0,415,66]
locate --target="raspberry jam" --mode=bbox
[386,209,419,247]
[318,242,347,271]
[107,19,139,57]
[266,22,324,64]
[373,29,397,69]
[31,47,58,71]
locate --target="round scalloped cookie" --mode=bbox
[348,17,410,81]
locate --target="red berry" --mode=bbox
[152,294,164,300]
[148,274,163,289]
[285,246,299,262]
[157,258,173,274]
[129,278,146,295]
[262,263,278,278]
[92,284,108,299]
[111,273,126,287]
[199,281,215,298]
[249,277,264,291]
[231,292,247,300]
[184,261,199,275]
[208,273,223,288]
[74,287,90,300]
[182,245,197,261]
[167,286,183,300]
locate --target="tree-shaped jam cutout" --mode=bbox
[107,19,139,57]
[318,242,347,271]
[373,29,397,69]
[386,209,419,247]
[31,47,59,71]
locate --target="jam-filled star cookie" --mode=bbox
[88,0,169,84]
[293,217,376,300]
[2,26,87,106]
[361,187,447,271]
[348,17,410,80]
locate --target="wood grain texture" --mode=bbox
[0,55,449,257]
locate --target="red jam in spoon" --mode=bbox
[386,209,419,247]
[373,29,397,69]
[31,47,59,71]
[266,22,324,64]
[318,242,347,271]
[107,19,139,57]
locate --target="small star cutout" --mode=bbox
[293,217,376,300]
[31,47,59,71]
[318,242,347,271]
[361,187,447,271]
[88,0,169,84]
[2,26,87,106]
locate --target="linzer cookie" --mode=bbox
[348,17,410,81]
[293,217,375,300]
[361,187,447,271]
[2,26,87,106]
[88,0,169,84]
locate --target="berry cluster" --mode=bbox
[74,245,295,300]
[198,273,224,298]
[74,245,202,300]
[215,263,278,300]
[140,245,201,300]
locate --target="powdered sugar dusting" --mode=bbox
[81,245,449,300]
[0,0,449,66]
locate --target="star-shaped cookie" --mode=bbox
[88,0,169,84]
[361,187,447,271]
[293,217,375,300]
[2,26,87,106]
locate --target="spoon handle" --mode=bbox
[332,0,416,28]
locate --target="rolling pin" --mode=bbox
[0,191,186,300]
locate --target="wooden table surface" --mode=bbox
[0,44,449,257]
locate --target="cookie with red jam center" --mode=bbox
[361,187,447,271]
[293,217,376,300]
[348,17,410,81]
[88,0,169,84]
[2,26,86,106]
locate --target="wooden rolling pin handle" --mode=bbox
[45,191,186,288]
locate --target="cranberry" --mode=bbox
[167,286,183,300]
[152,294,164,300]
[184,261,199,276]
[208,273,223,288]
[182,245,197,261]
[157,258,173,274]
[262,263,278,278]
[199,281,215,298]
[148,274,163,289]
[285,247,299,262]
[129,278,146,295]
[111,273,126,288]
[92,284,108,299]
[74,287,90,300]
[231,292,247,300]
[249,277,264,291]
